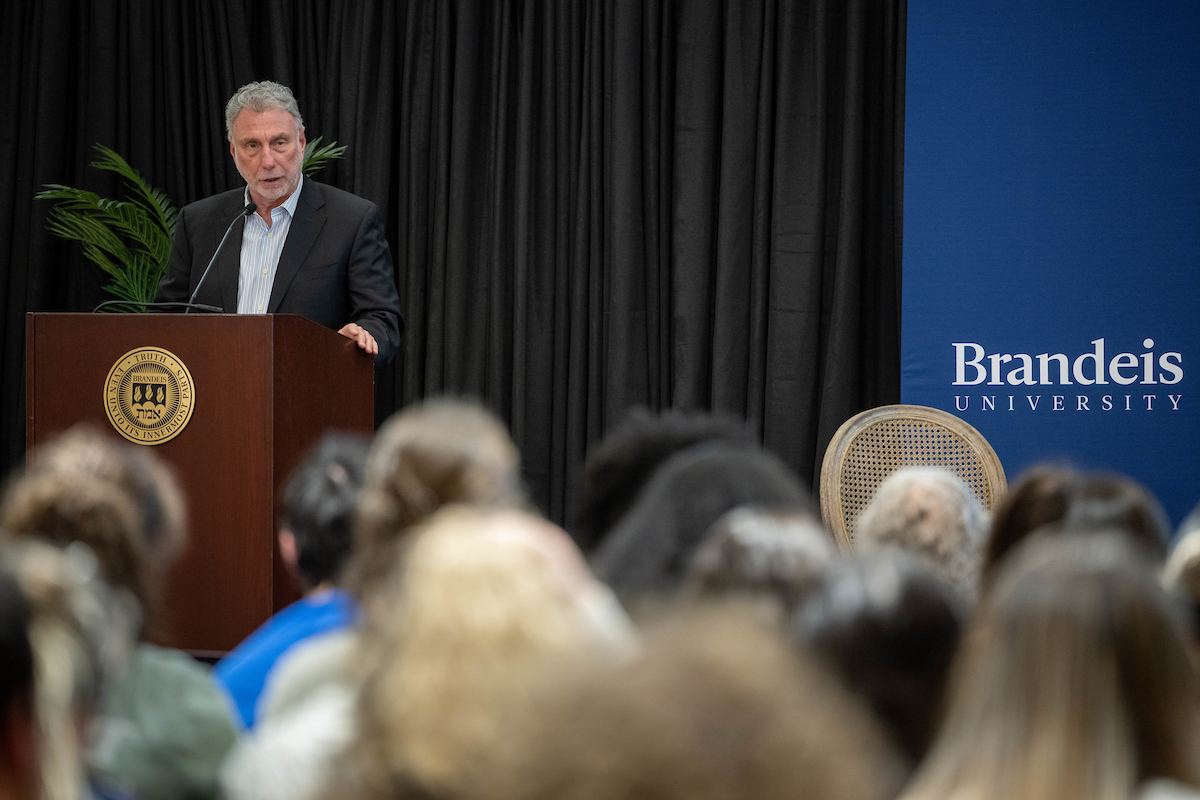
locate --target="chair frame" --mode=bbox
[819,404,1007,551]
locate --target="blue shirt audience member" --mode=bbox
[215,590,358,728]
[215,432,371,728]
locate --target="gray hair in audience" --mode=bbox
[681,506,837,613]
[853,467,987,601]
[225,81,304,138]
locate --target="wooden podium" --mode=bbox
[25,313,374,655]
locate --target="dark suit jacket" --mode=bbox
[156,179,403,365]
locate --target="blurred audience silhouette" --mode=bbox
[4,406,1200,800]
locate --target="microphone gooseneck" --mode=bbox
[187,202,257,310]
[92,300,224,314]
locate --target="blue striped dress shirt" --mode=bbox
[237,176,304,314]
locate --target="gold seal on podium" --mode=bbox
[103,347,195,445]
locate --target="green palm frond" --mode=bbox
[38,186,171,264]
[302,136,347,176]
[34,145,178,310]
[90,144,178,242]
[38,189,135,270]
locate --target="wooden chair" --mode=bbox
[819,404,1007,551]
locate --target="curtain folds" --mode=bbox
[0,0,903,527]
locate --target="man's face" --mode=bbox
[229,107,306,211]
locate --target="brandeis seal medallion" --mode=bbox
[104,347,195,445]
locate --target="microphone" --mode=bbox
[93,299,223,314]
[187,202,257,311]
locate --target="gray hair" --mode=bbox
[224,81,304,138]
[854,467,988,602]
[682,506,837,610]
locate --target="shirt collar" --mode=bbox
[243,174,305,219]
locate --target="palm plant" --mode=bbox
[35,145,177,311]
[301,136,347,175]
[36,138,346,311]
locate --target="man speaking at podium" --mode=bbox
[156,81,402,365]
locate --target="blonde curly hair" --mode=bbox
[347,398,523,602]
[2,426,186,636]
[331,506,623,800]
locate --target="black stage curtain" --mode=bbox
[0,0,903,527]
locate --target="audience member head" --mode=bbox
[853,467,987,601]
[0,428,182,636]
[4,541,137,800]
[331,506,633,800]
[0,566,35,800]
[983,465,1077,580]
[791,550,964,766]
[484,605,902,800]
[280,433,372,593]
[1162,526,1200,651]
[982,467,1170,583]
[680,506,836,615]
[575,408,756,552]
[1062,472,1169,557]
[13,427,186,572]
[1177,499,1200,543]
[592,443,816,601]
[903,531,1200,800]
[349,397,524,601]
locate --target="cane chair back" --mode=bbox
[819,404,1006,551]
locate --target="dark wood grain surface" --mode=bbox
[26,313,373,653]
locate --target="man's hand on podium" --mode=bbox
[338,322,379,356]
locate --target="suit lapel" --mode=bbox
[214,192,247,313]
[268,180,327,313]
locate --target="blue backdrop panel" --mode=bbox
[902,0,1200,525]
